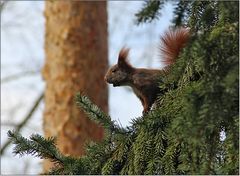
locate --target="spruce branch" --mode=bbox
[7,130,65,166]
[8,131,90,175]
[75,92,126,135]
[135,0,163,25]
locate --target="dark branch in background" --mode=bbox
[1,70,40,84]
[2,122,19,127]
[0,92,44,155]
[135,0,164,25]
[0,0,7,13]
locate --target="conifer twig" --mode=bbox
[75,92,126,135]
[7,131,67,165]
[7,130,87,175]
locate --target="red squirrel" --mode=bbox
[104,27,190,114]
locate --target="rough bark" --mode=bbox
[42,1,108,170]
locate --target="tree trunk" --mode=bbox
[42,1,108,170]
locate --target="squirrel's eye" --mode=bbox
[112,69,116,73]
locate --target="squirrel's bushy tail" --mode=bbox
[160,27,190,67]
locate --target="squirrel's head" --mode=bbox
[104,48,134,87]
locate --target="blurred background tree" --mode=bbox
[42,1,108,170]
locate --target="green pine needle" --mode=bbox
[75,92,126,136]
[7,130,64,166]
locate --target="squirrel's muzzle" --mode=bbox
[104,75,107,82]
[104,75,109,83]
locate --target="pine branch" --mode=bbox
[7,130,90,175]
[7,130,65,166]
[135,0,164,25]
[75,92,126,135]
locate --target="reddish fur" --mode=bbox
[105,27,190,114]
[160,27,190,67]
[118,47,130,61]
[118,47,133,71]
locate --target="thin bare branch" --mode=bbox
[1,70,40,83]
[0,91,44,155]
[0,1,7,13]
[1,122,18,127]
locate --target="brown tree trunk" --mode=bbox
[42,1,108,170]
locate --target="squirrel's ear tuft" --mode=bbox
[117,47,133,71]
[118,47,130,61]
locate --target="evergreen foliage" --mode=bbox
[135,0,164,24]
[7,130,85,174]
[8,1,239,175]
[75,93,126,136]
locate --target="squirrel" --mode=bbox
[104,27,190,114]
